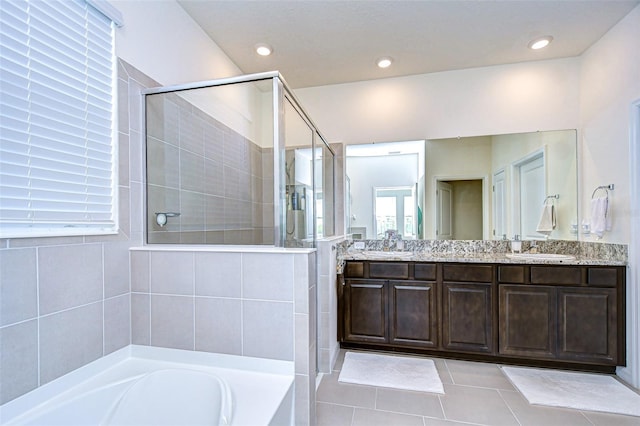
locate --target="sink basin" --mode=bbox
[505,253,576,261]
[363,251,414,259]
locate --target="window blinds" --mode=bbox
[0,0,116,237]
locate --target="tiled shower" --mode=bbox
[143,73,336,248]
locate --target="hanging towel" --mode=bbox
[590,196,608,238]
[536,203,556,236]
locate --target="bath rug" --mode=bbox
[338,351,444,394]
[501,366,640,417]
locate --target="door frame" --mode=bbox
[433,175,490,240]
[511,148,546,239]
[618,98,640,388]
[492,168,507,240]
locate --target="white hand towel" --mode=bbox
[536,204,555,235]
[590,197,608,238]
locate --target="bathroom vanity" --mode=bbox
[338,254,626,372]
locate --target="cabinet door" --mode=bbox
[442,282,493,353]
[343,279,388,343]
[499,285,556,358]
[389,280,438,348]
[557,287,617,364]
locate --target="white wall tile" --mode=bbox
[0,248,37,326]
[104,294,131,354]
[150,294,194,350]
[242,300,293,361]
[131,293,150,345]
[150,251,194,295]
[0,320,38,404]
[104,241,131,298]
[195,252,241,297]
[242,253,293,301]
[39,302,103,384]
[195,297,242,355]
[38,244,103,315]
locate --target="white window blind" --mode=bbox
[0,0,117,238]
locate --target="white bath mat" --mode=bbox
[338,351,444,394]
[501,366,640,417]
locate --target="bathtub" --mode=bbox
[0,345,294,425]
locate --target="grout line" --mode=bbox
[36,247,41,387]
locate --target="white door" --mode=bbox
[436,181,453,240]
[493,170,506,240]
[518,155,545,239]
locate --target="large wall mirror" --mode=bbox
[346,129,577,241]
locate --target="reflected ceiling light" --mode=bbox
[255,43,272,56]
[528,36,553,50]
[377,57,393,68]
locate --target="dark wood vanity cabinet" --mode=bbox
[340,260,625,371]
[389,280,438,348]
[498,265,623,366]
[442,264,494,353]
[343,278,388,343]
[342,262,438,348]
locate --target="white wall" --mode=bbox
[579,5,640,245]
[578,4,640,388]
[111,0,241,86]
[296,58,580,145]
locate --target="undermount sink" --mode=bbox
[505,253,576,261]
[363,251,414,259]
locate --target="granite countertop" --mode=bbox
[341,250,627,266]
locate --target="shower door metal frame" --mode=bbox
[141,71,335,247]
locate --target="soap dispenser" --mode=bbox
[511,235,522,253]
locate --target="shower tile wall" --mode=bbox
[0,59,154,404]
[146,92,274,245]
[130,248,316,425]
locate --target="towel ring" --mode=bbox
[591,184,614,199]
[543,194,559,204]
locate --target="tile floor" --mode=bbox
[316,350,640,426]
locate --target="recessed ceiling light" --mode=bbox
[377,57,393,68]
[528,36,553,50]
[255,43,272,56]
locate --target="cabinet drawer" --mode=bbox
[344,262,364,278]
[414,263,436,281]
[531,266,581,285]
[498,266,525,283]
[369,262,409,279]
[443,264,493,282]
[587,268,619,287]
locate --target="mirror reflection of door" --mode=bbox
[513,151,545,239]
[492,169,506,240]
[373,187,416,239]
[436,181,453,239]
[436,179,484,240]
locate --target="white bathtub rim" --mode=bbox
[0,345,294,425]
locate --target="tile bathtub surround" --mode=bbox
[130,247,317,425]
[0,59,156,405]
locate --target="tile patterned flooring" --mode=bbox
[316,350,640,426]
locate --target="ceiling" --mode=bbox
[178,1,639,89]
